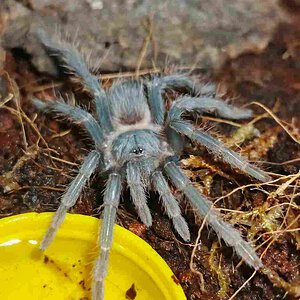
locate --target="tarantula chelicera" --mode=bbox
[33,31,271,300]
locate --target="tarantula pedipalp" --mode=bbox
[34,31,271,300]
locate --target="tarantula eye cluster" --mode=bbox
[34,30,270,300]
[132,148,144,154]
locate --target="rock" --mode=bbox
[0,0,286,75]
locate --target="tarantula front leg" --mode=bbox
[147,74,216,124]
[147,75,216,154]
[93,173,122,300]
[33,98,104,146]
[40,150,100,250]
[36,29,113,131]
[126,162,152,226]
[147,75,196,124]
[164,159,263,270]
[152,170,190,241]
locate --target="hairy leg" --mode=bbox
[170,120,270,182]
[147,75,194,153]
[164,160,263,270]
[33,98,103,147]
[147,75,217,125]
[165,126,186,155]
[152,170,190,241]
[148,76,216,153]
[40,150,100,251]
[36,29,113,131]
[93,173,122,300]
[168,96,253,121]
[126,161,152,226]
[147,75,197,125]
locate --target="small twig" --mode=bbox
[250,101,300,144]
[13,185,66,192]
[214,175,294,204]
[135,16,155,77]
[266,202,300,211]
[49,129,72,140]
[2,106,49,148]
[43,152,79,167]
[256,158,300,165]
[0,93,13,107]
[268,170,300,198]
[228,271,257,300]
[99,68,161,81]
[260,215,300,236]
[4,72,28,150]
[189,214,210,293]
[201,116,242,127]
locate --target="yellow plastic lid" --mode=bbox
[0,212,186,299]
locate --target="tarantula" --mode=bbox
[33,31,270,300]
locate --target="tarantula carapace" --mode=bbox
[34,30,270,300]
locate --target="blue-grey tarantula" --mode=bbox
[33,31,271,300]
